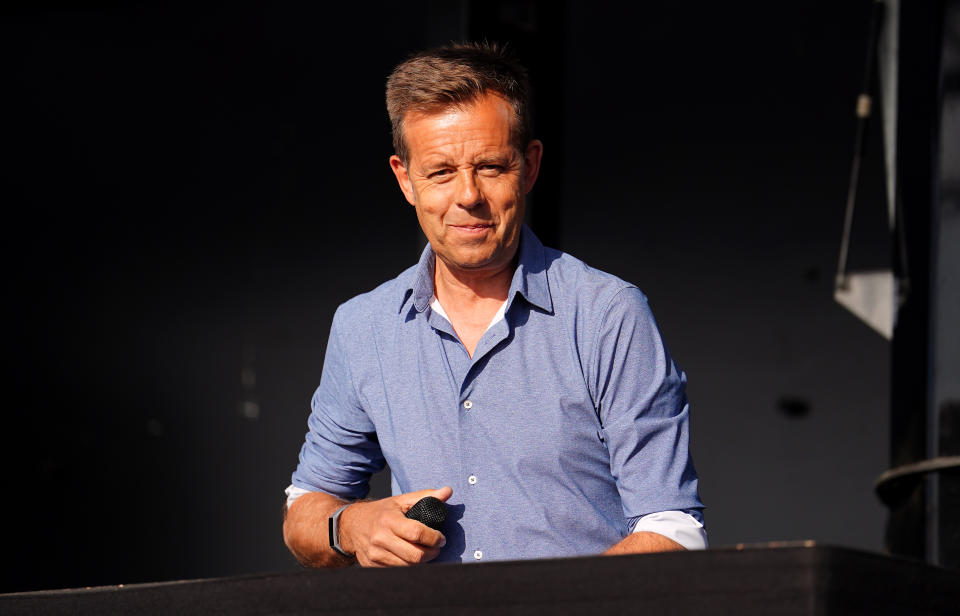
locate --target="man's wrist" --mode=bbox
[328,504,354,559]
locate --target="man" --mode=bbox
[283,43,705,568]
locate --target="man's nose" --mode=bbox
[455,169,482,209]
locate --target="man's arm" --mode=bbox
[589,288,707,554]
[604,532,685,555]
[286,304,452,566]
[603,509,708,555]
[283,487,452,568]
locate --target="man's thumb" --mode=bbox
[400,486,452,509]
[429,485,453,502]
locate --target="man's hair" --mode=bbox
[386,42,532,164]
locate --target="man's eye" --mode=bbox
[429,169,453,178]
[479,165,503,173]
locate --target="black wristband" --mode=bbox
[328,504,352,558]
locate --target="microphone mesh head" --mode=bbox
[404,496,447,531]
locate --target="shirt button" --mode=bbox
[474,550,483,560]
[468,475,478,485]
[463,400,473,410]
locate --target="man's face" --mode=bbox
[390,94,542,277]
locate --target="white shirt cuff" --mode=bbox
[285,484,310,510]
[631,511,708,550]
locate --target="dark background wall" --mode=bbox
[2,1,894,593]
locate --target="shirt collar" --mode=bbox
[509,224,553,313]
[399,224,553,315]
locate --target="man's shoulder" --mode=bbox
[544,246,649,313]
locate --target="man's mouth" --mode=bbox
[452,223,493,232]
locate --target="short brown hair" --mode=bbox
[386,42,532,164]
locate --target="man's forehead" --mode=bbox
[404,96,516,160]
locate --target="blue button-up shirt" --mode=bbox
[292,226,703,563]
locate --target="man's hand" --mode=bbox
[282,486,452,568]
[340,486,452,567]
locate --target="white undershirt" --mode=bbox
[428,296,507,333]
[285,296,707,551]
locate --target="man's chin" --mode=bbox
[436,251,506,274]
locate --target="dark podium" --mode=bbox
[3,544,958,615]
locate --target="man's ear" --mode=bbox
[522,139,543,195]
[389,155,417,206]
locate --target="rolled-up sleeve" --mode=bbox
[291,307,385,500]
[592,287,705,526]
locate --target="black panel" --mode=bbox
[2,546,958,616]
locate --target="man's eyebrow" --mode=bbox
[416,153,517,171]
[417,158,455,170]
[474,153,517,166]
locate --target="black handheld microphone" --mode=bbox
[404,496,447,531]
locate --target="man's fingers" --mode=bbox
[394,517,446,547]
[369,526,440,565]
[360,545,408,568]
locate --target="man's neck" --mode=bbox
[433,257,514,310]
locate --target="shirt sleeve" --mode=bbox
[290,306,386,500]
[591,287,705,525]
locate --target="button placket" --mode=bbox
[459,381,483,565]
